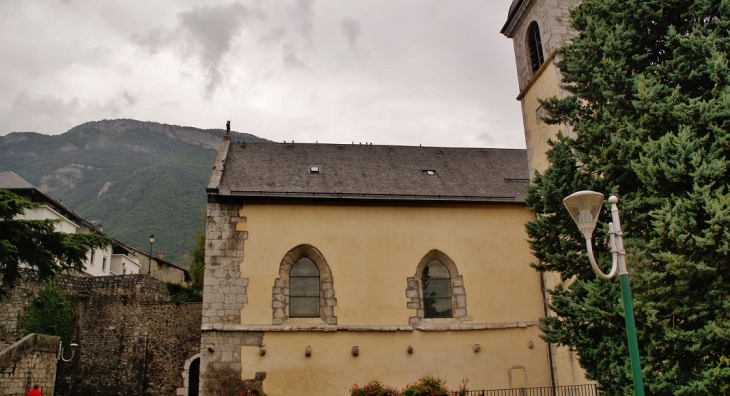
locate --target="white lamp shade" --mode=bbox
[563,190,604,239]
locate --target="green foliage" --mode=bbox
[0,189,111,293]
[350,380,400,396]
[0,119,270,265]
[529,0,730,394]
[189,210,206,292]
[165,281,202,303]
[23,282,74,345]
[401,374,450,396]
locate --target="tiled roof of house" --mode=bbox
[0,171,35,189]
[211,142,529,203]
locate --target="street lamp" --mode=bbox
[563,191,645,396]
[58,341,78,362]
[148,234,155,276]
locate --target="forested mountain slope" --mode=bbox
[0,119,270,265]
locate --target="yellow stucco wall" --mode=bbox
[245,328,551,395]
[231,202,552,394]
[520,60,565,178]
[239,203,543,326]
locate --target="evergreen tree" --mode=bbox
[0,189,111,293]
[189,211,206,292]
[528,0,730,394]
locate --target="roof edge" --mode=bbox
[501,0,535,37]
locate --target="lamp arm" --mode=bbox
[585,237,618,280]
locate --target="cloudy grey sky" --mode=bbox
[0,1,524,148]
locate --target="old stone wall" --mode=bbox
[0,272,202,396]
[200,331,263,396]
[0,274,42,346]
[0,333,60,396]
[200,202,252,395]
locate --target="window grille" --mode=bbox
[527,21,545,73]
[423,260,452,318]
[290,258,320,317]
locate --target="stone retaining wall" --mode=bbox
[0,271,202,396]
[0,333,60,396]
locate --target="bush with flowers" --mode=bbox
[400,374,450,396]
[236,387,267,396]
[350,380,400,396]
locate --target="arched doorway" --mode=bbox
[188,357,200,396]
[176,354,201,396]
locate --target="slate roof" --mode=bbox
[0,171,35,189]
[211,143,529,204]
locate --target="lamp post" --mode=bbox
[563,191,645,396]
[148,234,155,276]
[58,341,78,362]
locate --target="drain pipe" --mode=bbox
[540,271,558,390]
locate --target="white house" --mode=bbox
[0,170,141,276]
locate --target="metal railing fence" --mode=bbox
[453,384,600,396]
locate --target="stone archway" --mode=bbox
[272,244,338,325]
[176,353,201,396]
[406,249,468,324]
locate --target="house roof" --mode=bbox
[210,142,529,204]
[0,171,35,189]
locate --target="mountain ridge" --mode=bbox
[0,119,272,266]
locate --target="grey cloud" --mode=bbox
[292,0,315,42]
[1,91,81,134]
[102,89,138,115]
[340,17,361,48]
[132,26,174,55]
[260,26,286,44]
[177,2,253,97]
[283,45,306,68]
[133,2,258,98]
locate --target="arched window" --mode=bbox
[527,21,545,73]
[407,250,467,325]
[289,257,320,317]
[273,244,337,324]
[422,260,452,318]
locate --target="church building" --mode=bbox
[196,0,595,393]
[199,128,552,394]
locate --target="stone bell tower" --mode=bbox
[501,0,580,179]
[501,0,593,388]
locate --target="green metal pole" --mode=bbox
[619,273,645,396]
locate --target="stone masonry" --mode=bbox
[0,333,59,396]
[406,250,469,326]
[272,244,337,325]
[0,272,202,396]
[503,0,581,91]
[200,202,255,395]
[202,203,249,326]
[200,331,264,396]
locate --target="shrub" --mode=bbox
[401,374,450,396]
[165,281,202,302]
[23,282,74,345]
[350,380,400,396]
